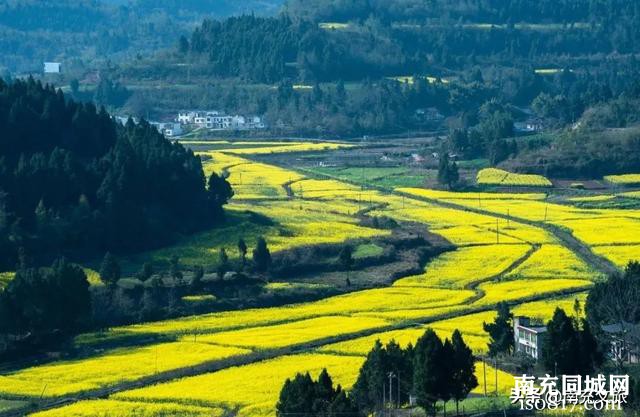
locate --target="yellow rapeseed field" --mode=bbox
[556,217,640,246]
[604,173,640,185]
[504,244,600,280]
[76,286,473,349]
[192,316,390,350]
[31,400,224,417]
[320,294,585,357]
[113,354,365,417]
[477,168,552,187]
[397,188,547,201]
[201,152,303,199]
[0,342,249,398]
[591,245,640,268]
[394,244,531,288]
[227,142,354,155]
[475,278,592,306]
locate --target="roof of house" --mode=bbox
[602,321,640,335]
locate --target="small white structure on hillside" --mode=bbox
[44,62,62,74]
[150,122,183,138]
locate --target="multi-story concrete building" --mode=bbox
[514,316,547,360]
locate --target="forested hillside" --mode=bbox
[0,0,284,73]
[177,0,640,84]
[0,78,231,270]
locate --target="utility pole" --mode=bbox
[544,205,548,222]
[388,372,395,411]
[397,371,401,409]
[507,209,510,227]
[383,381,386,410]
[495,357,498,396]
[483,359,487,396]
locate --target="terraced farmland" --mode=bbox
[1,140,633,417]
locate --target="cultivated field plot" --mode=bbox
[591,245,640,268]
[604,173,640,186]
[476,168,552,187]
[31,400,225,417]
[201,152,303,199]
[310,166,432,189]
[394,244,532,288]
[0,342,250,398]
[192,316,391,350]
[112,354,364,417]
[504,244,600,280]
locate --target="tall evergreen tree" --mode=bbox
[543,308,603,375]
[253,237,272,273]
[413,329,445,415]
[99,252,121,286]
[450,330,478,415]
[483,301,515,356]
[238,238,248,266]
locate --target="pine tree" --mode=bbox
[208,172,234,216]
[137,262,153,281]
[483,301,515,356]
[450,330,478,415]
[543,308,603,375]
[170,255,182,281]
[440,339,455,416]
[437,153,459,190]
[99,252,121,286]
[238,238,248,267]
[253,237,272,273]
[543,308,580,375]
[217,248,229,278]
[339,245,354,271]
[413,329,445,415]
[191,265,204,291]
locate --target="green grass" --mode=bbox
[0,400,28,413]
[353,243,385,259]
[571,196,640,210]
[123,210,276,271]
[310,166,433,189]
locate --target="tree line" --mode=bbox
[277,329,477,416]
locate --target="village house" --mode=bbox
[150,122,183,138]
[514,316,547,360]
[514,117,545,133]
[177,110,265,131]
[601,322,640,364]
